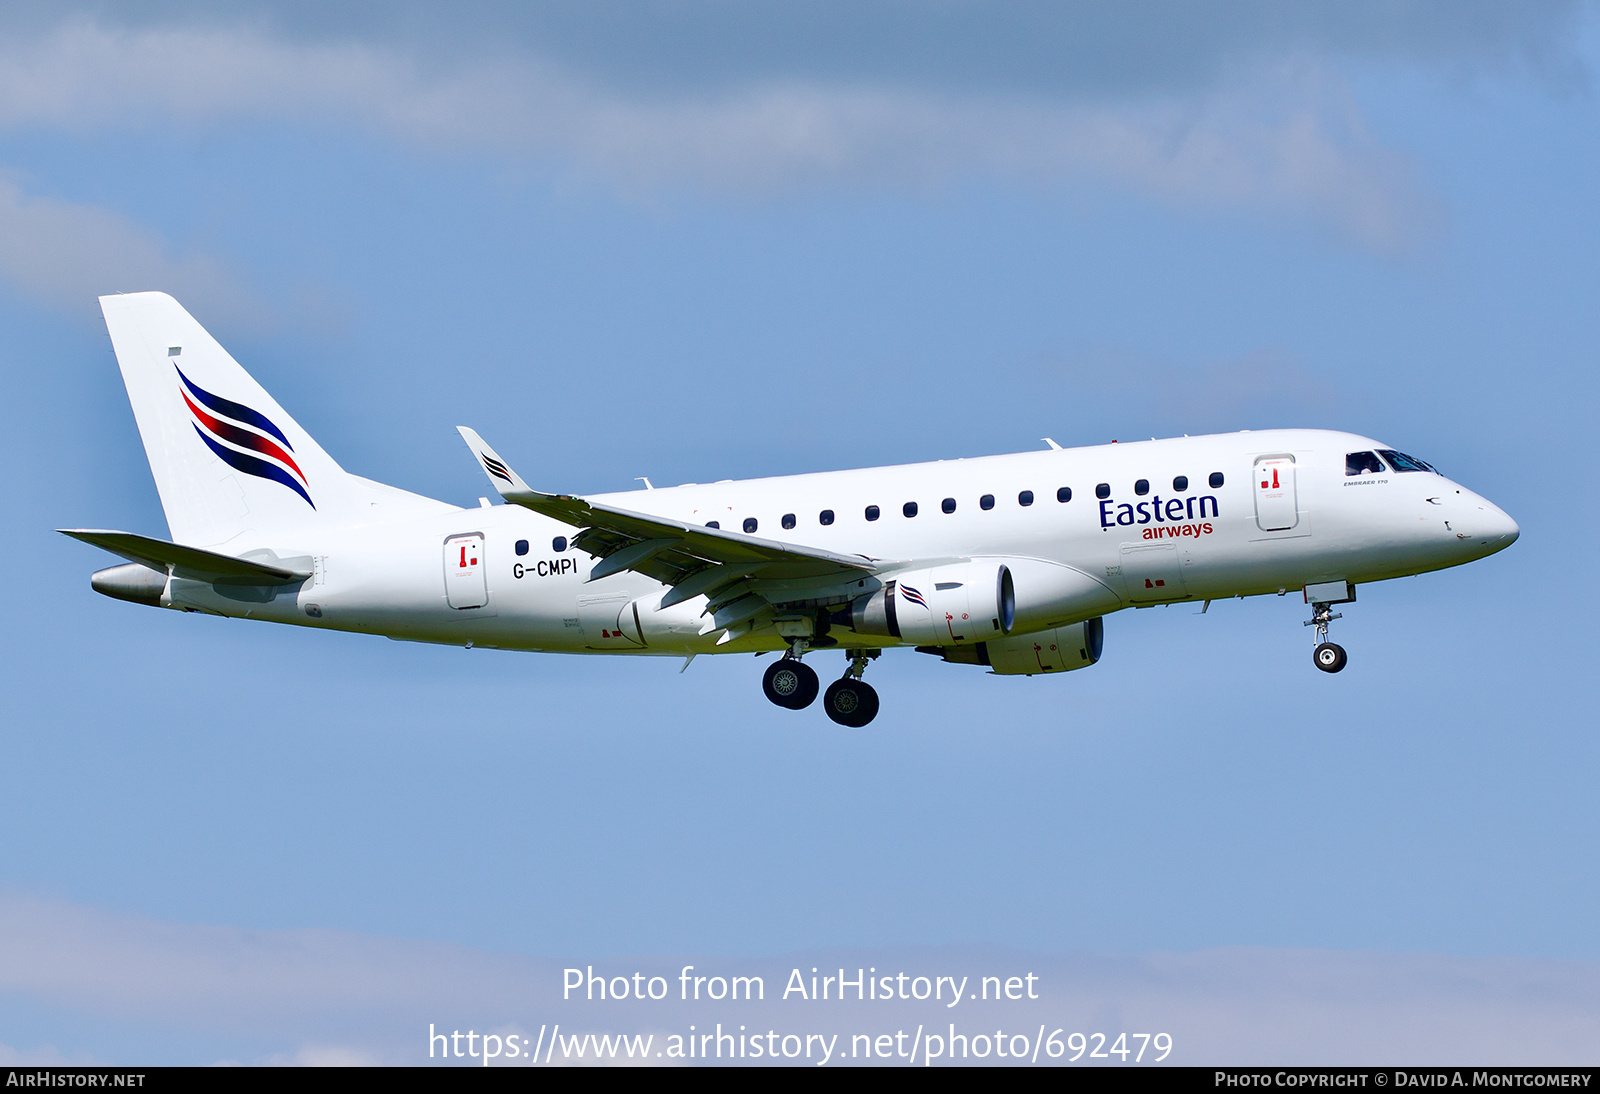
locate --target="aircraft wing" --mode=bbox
[457,428,880,615]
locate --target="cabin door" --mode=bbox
[444,533,488,609]
[1253,456,1299,532]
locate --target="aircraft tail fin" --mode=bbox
[100,292,379,547]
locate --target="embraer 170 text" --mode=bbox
[65,294,1520,726]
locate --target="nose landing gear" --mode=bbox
[822,649,881,727]
[1306,602,1347,673]
[1302,580,1356,674]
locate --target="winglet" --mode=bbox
[456,426,538,500]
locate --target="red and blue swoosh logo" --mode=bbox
[899,583,928,609]
[178,367,314,508]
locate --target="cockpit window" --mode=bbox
[1378,449,1436,473]
[1345,451,1384,476]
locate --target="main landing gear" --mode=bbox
[762,647,819,710]
[1306,601,1348,674]
[761,644,880,726]
[822,649,880,728]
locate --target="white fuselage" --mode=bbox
[157,428,1519,656]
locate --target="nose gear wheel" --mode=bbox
[1313,642,1347,672]
[1305,601,1348,673]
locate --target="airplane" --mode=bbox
[64,293,1519,727]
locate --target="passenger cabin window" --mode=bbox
[515,539,529,556]
[552,536,568,552]
[1018,490,1034,507]
[1095,483,1111,499]
[980,494,995,510]
[743,517,759,534]
[705,521,719,529]
[1172,475,1188,492]
[903,501,919,518]
[865,505,880,521]
[1056,486,1071,503]
[941,497,957,514]
[1134,479,1150,496]
[781,513,796,530]
[1379,449,1435,473]
[819,509,835,526]
[1209,472,1225,488]
[1346,451,1384,476]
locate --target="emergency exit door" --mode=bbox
[444,533,488,609]
[1253,456,1299,532]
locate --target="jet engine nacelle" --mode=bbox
[921,617,1104,676]
[849,561,1014,646]
[847,557,1121,646]
[1000,557,1122,634]
[986,618,1103,675]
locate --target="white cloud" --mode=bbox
[257,1045,385,1067]
[0,1042,81,1066]
[4,892,1600,1065]
[0,175,255,318]
[0,891,530,1025]
[0,19,1436,251]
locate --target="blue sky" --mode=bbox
[1,0,1598,1065]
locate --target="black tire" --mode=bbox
[1313,642,1348,674]
[822,679,880,727]
[763,659,819,709]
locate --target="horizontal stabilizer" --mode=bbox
[59,529,310,585]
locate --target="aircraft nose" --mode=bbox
[1470,497,1519,552]
[1489,505,1519,545]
